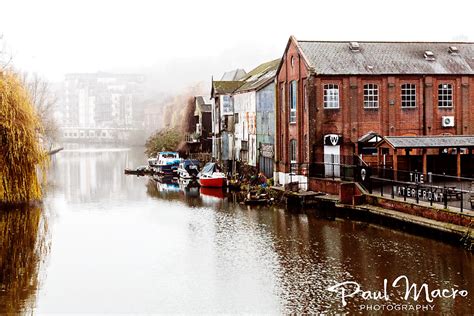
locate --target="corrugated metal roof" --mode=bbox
[382,135,474,148]
[220,69,247,81]
[212,81,243,95]
[297,41,474,75]
[236,59,280,92]
[195,96,211,114]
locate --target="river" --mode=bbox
[0,146,472,314]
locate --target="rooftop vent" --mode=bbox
[349,42,360,52]
[424,50,435,61]
[448,46,459,54]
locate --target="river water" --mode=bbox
[0,147,473,314]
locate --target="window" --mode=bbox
[280,134,284,161]
[280,85,285,113]
[289,80,297,123]
[401,84,416,108]
[323,84,339,108]
[234,113,239,124]
[438,83,453,107]
[290,139,297,163]
[303,81,307,112]
[291,56,295,68]
[363,84,379,108]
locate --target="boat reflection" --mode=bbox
[200,187,226,199]
[145,175,233,209]
[0,204,49,314]
[178,179,200,198]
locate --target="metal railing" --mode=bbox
[370,167,474,211]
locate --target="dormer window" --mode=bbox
[349,42,360,52]
[448,46,459,54]
[424,50,435,61]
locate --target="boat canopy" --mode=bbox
[181,159,200,167]
[200,162,221,175]
[159,152,179,158]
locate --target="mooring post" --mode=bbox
[443,186,448,209]
[416,183,419,204]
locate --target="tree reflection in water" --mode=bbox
[0,204,49,314]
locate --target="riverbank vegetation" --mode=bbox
[144,127,183,157]
[144,83,205,157]
[0,72,48,204]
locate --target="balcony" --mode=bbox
[185,133,200,143]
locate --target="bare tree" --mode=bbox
[0,34,13,71]
[21,73,59,146]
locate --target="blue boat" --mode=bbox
[148,151,181,175]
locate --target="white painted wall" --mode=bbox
[233,90,257,166]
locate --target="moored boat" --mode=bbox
[177,159,200,179]
[149,152,181,175]
[198,162,227,188]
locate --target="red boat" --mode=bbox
[198,162,227,188]
[199,176,226,188]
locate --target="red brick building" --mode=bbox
[275,36,474,188]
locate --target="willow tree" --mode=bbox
[0,72,47,204]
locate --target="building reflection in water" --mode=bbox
[12,146,469,314]
[50,147,147,204]
[0,204,49,314]
[146,176,473,313]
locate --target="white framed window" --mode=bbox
[323,84,339,108]
[438,83,453,107]
[290,139,297,163]
[401,84,416,108]
[363,83,379,108]
[289,80,297,123]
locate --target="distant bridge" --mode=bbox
[60,126,143,142]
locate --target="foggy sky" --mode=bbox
[1,0,473,93]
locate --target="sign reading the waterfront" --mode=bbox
[409,171,424,184]
[392,185,443,202]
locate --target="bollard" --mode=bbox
[443,186,448,209]
[430,187,433,206]
[416,183,419,204]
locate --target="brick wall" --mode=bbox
[275,38,474,174]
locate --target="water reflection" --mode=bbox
[0,204,49,314]
[145,174,474,313]
[50,146,146,203]
[7,146,471,314]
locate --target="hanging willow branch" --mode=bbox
[0,72,48,204]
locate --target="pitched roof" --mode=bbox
[236,59,280,92]
[220,69,247,81]
[380,135,474,149]
[212,80,243,95]
[194,96,211,114]
[296,40,474,75]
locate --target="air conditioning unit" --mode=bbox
[442,116,454,127]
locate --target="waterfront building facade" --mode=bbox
[275,37,474,188]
